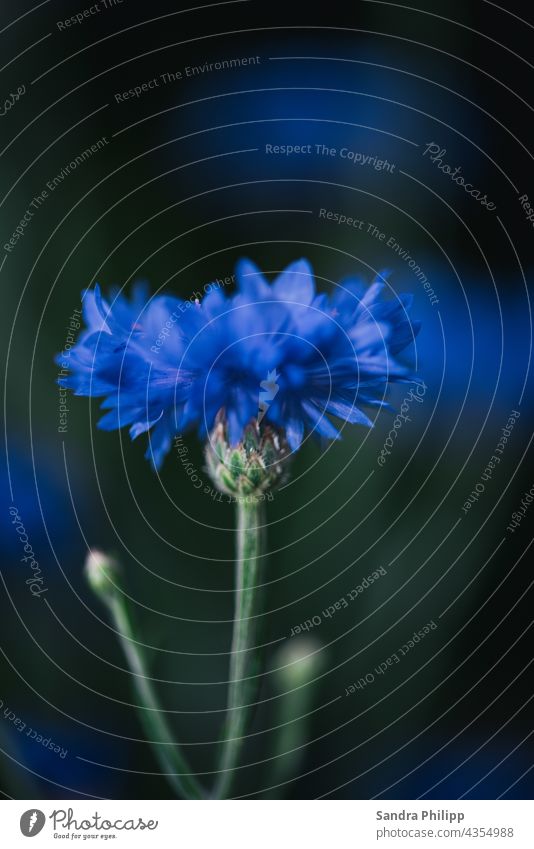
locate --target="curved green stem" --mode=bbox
[108,594,205,800]
[213,498,266,799]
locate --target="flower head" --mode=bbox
[58,259,421,469]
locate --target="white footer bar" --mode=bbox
[1,799,532,848]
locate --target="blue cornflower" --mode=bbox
[57,259,420,469]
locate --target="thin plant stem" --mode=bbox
[108,594,205,800]
[213,497,266,798]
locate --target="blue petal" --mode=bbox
[285,416,304,451]
[129,410,164,440]
[302,401,341,440]
[145,416,173,470]
[273,259,315,304]
[323,398,374,427]
[201,286,227,317]
[81,286,111,335]
[235,258,271,300]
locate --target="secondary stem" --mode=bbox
[213,497,266,799]
[108,594,205,800]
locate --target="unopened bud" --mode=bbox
[274,637,324,690]
[85,549,120,599]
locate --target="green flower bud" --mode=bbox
[274,637,325,690]
[205,412,290,498]
[85,549,120,600]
